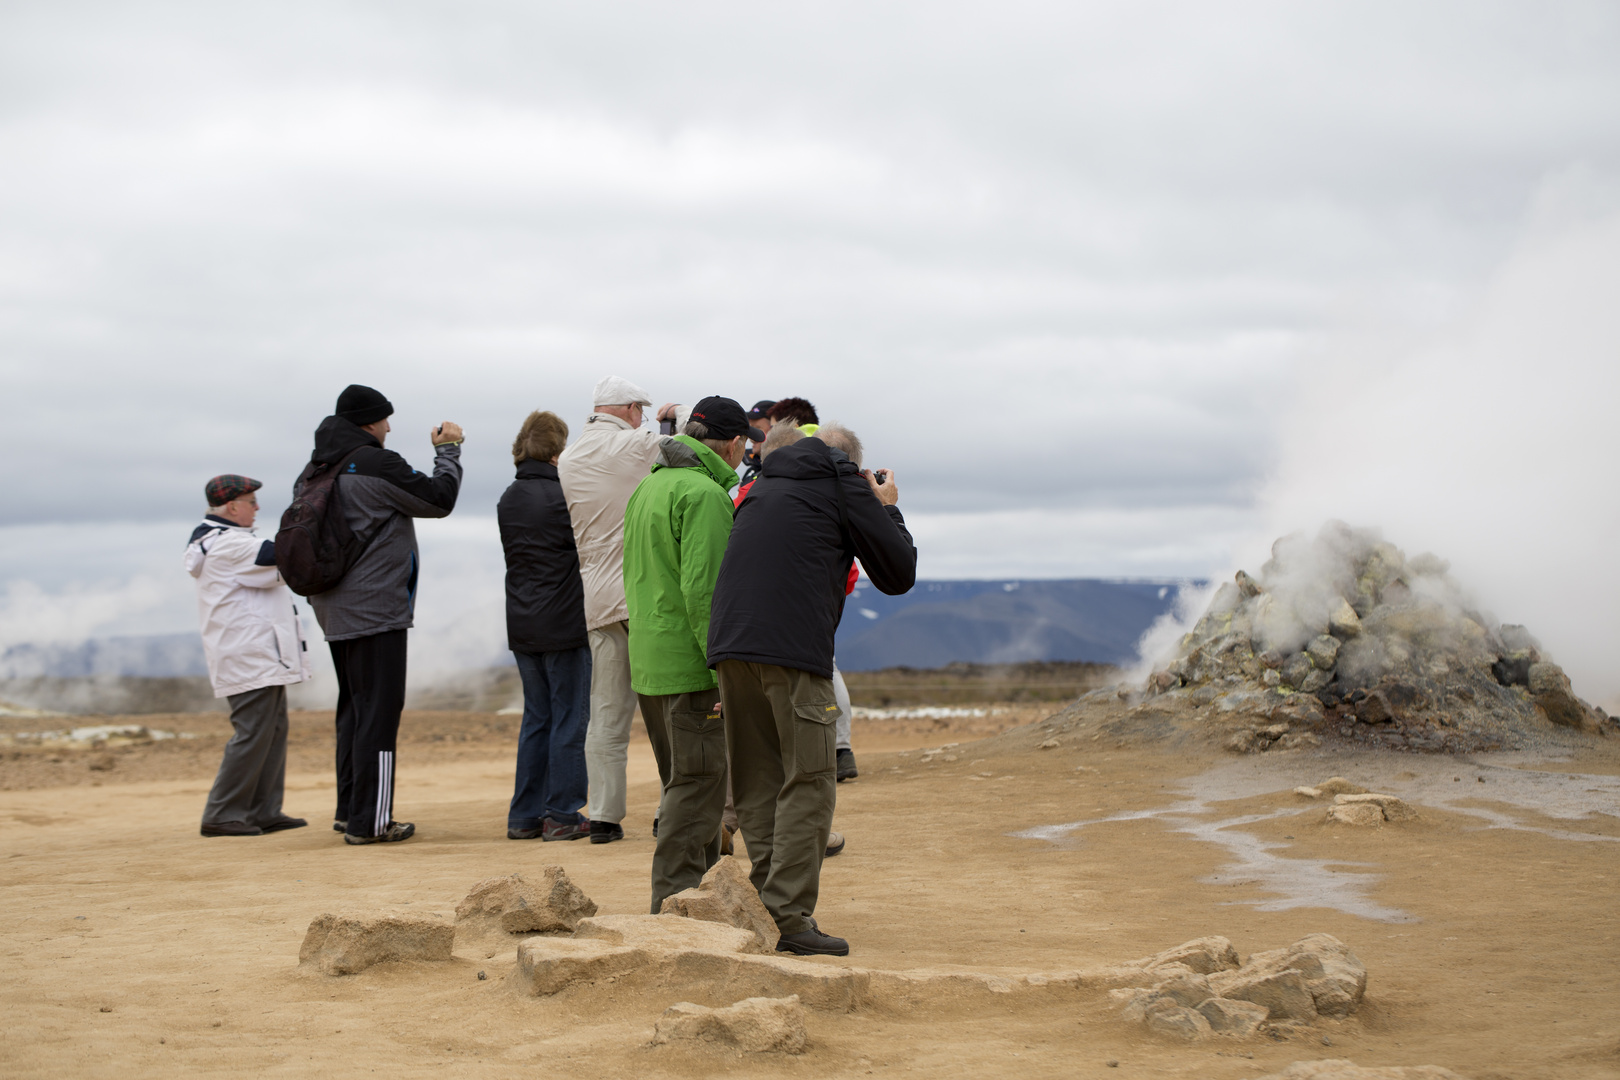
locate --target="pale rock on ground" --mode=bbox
[652,994,807,1054]
[298,911,455,975]
[1116,933,1367,1038]
[658,855,777,952]
[1326,802,1386,826]
[454,868,596,954]
[1326,792,1417,826]
[1256,1061,1472,1080]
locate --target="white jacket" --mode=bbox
[557,409,689,631]
[184,518,312,697]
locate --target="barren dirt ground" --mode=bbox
[2,707,1618,1079]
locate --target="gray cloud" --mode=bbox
[3,1,1618,656]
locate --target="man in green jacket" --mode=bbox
[623,395,761,913]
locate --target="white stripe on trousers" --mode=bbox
[375,750,393,835]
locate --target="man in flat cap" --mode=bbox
[623,394,760,911]
[556,376,686,844]
[300,384,464,845]
[185,474,312,836]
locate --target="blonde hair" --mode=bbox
[512,411,569,464]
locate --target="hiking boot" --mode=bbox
[344,821,415,845]
[776,919,849,957]
[507,825,545,840]
[542,817,590,842]
[720,823,735,856]
[332,820,347,833]
[200,820,262,837]
[589,821,624,845]
[257,816,308,833]
[825,831,845,858]
[836,748,858,782]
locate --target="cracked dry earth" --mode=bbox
[2,706,1618,1079]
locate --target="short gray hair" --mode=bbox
[761,422,806,459]
[681,420,735,456]
[817,423,863,467]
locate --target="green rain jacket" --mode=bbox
[623,435,739,696]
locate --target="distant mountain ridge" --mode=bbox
[835,578,1190,670]
[2,579,1192,680]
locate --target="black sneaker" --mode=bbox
[507,825,545,840]
[589,821,624,844]
[344,821,415,845]
[542,817,590,842]
[836,748,858,782]
[651,815,659,838]
[257,816,308,834]
[776,919,849,957]
[332,820,347,833]
[200,820,262,837]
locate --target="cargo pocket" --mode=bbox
[670,698,724,778]
[791,700,841,776]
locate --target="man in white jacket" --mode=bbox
[185,474,312,837]
[557,376,685,843]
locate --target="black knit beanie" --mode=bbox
[336,384,394,426]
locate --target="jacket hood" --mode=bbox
[312,415,382,465]
[652,435,738,490]
[759,437,854,481]
[515,459,560,481]
[185,517,246,577]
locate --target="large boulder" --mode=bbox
[659,855,778,953]
[653,995,807,1054]
[1528,662,1605,733]
[1206,965,1317,1020]
[1197,997,1270,1037]
[1140,936,1241,975]
[455,868,596,949]
[1237,934,1367,1018]
[298,911,454,975]
[1327,802,1385,827]
[1142,998,1212,1040]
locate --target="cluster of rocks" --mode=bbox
[1146,522,1614,752]
[1292,777,1418,826]
[299,866,598,974]
[1111,933,1367,1041]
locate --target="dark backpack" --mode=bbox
[275,453,367,596]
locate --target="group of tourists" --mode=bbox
[186,378,916,956]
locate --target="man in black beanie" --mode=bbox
[300,384,464,844]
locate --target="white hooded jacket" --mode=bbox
[556,408,689,631]
[184,517,312,697]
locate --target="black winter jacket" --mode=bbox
[497,459,588,654]
[304,415,462,641]
[707,438,916,679]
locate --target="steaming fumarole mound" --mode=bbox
[1145,522,1612,752]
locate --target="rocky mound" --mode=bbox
[1141,522,1613,752]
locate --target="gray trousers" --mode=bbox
[202,684,289,827]
[640,689,726,914]
[584,622,636,824]
[716,660,838,936]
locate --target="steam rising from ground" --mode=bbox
[1140,192,1620,702]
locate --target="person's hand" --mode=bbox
[865,468,898,506]
[656,403,679,422]
[432,421,465,446]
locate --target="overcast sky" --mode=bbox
[3,2,1619,688]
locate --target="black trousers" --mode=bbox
[330,629,408,838]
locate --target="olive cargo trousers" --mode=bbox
[715,659,839,936]
[640,688,727,914]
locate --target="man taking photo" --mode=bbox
[708,423,915,956]
[302,384,463,845]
